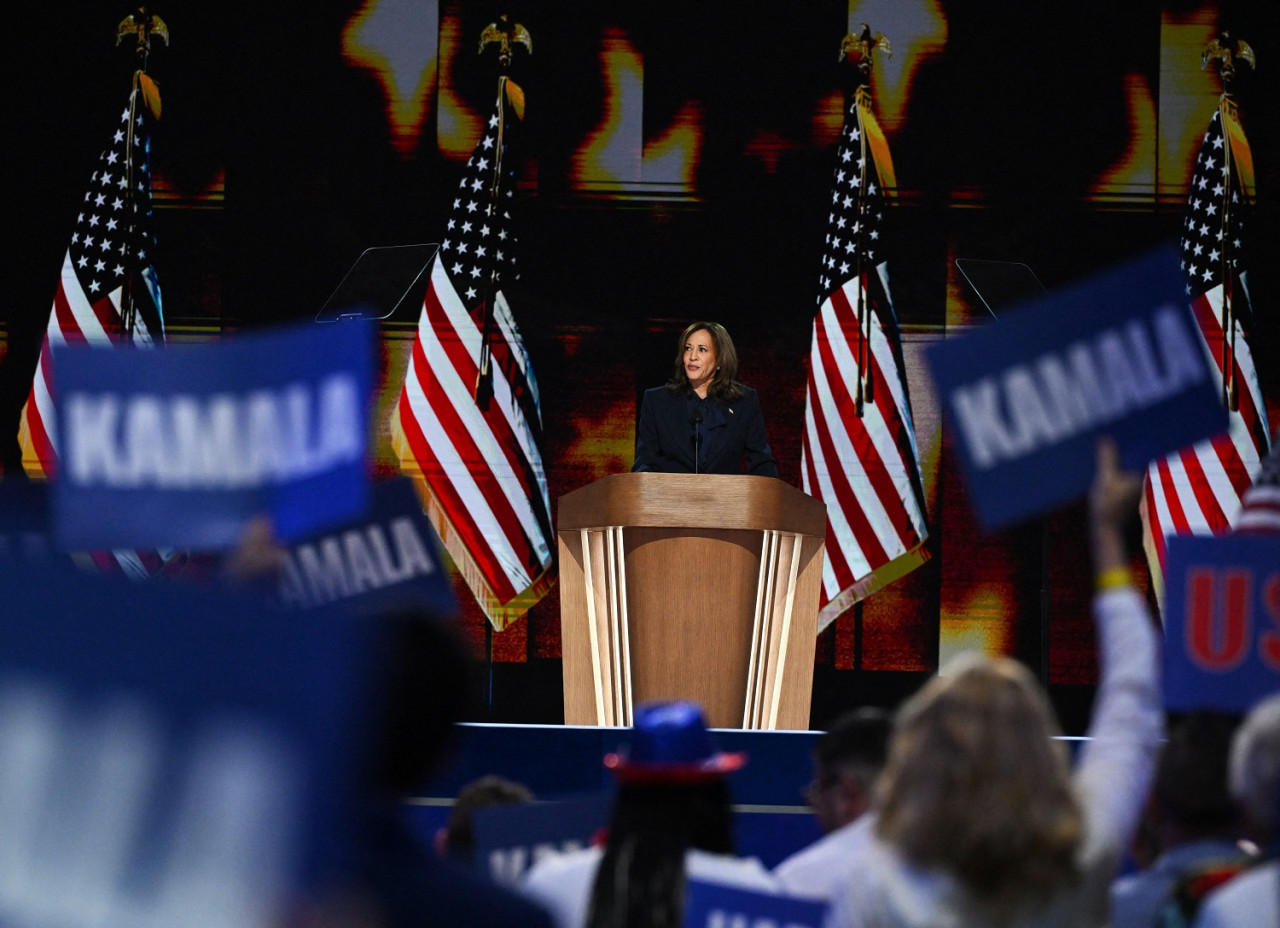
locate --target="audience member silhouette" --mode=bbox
[1194,691,1280,928]
[436,775,536,866]
[521,701,778,928]
[773,707,891,900]
[825,440,1163,928]
[1110,711,1245,927]
[351,611,553,928]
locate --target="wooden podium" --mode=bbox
[557,474,827,730]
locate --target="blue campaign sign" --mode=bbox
[925,247,1226,531]
[51,320,374,550]
[473,792,612,886]
[277,477,457,616]
[0,557,380,925]
[684,880,827,928]
[1163,534,1280,713]
[0,480,54,562]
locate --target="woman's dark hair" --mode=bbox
[585,779,734,928]
[443,775,535,863]
[664,321,745,402]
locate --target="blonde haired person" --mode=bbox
[827,440,1164,928]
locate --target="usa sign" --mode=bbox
[1163,534,1280,712]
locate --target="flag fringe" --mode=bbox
[1141,504,1166,613]
[17,411,47,479]
[856,88,897,196]
[391,418,554,631]
[1219,97,1254,200]
[816,542,930,634]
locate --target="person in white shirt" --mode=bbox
[1194,691,1280,928]
[774,708,891,901]
[1109,711,1246,927]
[825,439,1164,928]
[522,702,779,928]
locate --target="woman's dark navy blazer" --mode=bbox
[631,385,779,477]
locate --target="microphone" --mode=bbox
[690,410,704,474]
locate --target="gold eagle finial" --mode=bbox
[840,23,891,69]
[1202,31,1255,88]
[117,6,169,56]
[479,14,532,69]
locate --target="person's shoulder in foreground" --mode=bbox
[521,846,603,928]
[1110,838,1249,928]
[522,844,780,928]
[358,803,555,928]
[415,856,557,928]
[774,815,875,901]
[686,846,780,894]
[1193,859,1280,928]
[823,440,1163,928]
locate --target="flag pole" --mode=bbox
[115,7,168,342]
[474,14,531,410]
[1202,31,1254,413]
[839,25,890,417]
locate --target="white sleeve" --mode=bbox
[520,850,600,928]
[686,850,783,894]
[1072,586,1164,864]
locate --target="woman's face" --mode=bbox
[684,328,717,392]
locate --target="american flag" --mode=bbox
[18,77,173,580]
[800,84,929,631]
[1143,101,1271,597]
[391,77,554,631]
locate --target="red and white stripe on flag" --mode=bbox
[392,259,554,631]
[1143,283,1270,592]
[1142,103,1271,601]
[17,85,177,579]
[801,88,929,630]
[802,267,929,630]
[19,251,161,479]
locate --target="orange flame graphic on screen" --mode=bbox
[435,8,484,160]
[642,101,702,197]
[341,0,440,156]
[575,27,644,191]
[573,27,703,198]
[1092,7,1234,203]
[1091,73,1157,200]
[846,0,947,133]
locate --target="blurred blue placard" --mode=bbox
[684,880,827,928]
[51,320,373,549]
[925,247,1226,530]
[1163,534,1280,712]
[473,792,611,886]
[0,480,53,562]
[0,558,378,926]
[278,477,456,616]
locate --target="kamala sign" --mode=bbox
[0,557,378,928]
[926,247,1227,530]
[684,880,827,928]
[277,478,456,616]
[52,321,373,550]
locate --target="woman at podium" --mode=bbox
[632,321,778,477]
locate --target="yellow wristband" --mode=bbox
[1096,567,1134,592]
